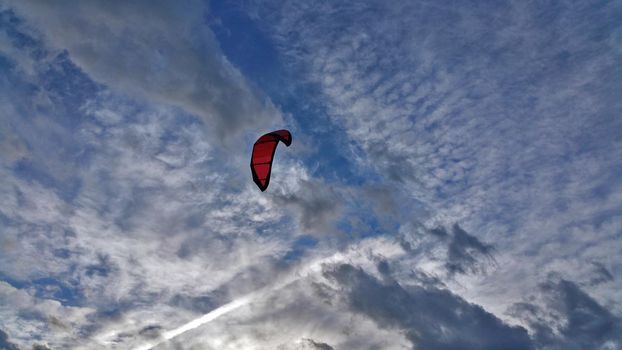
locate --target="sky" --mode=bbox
[0,0,621,349]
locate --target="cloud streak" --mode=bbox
[129,250,333,349]
[133,296,253,350]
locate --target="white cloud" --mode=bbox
[0,282,96,348]
[2,1,621,348]
[248,0,622,335]
[0,6,349,347]
[5,0,283,147]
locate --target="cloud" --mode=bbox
[443,224,494,276]
[247,0,622,331]
[0,14,296,347]
[270,178,343,236]
[1,6,352,348]
[0,281,94,349]
[0,329,21,350]
[291,338,334,350]
[32,345,51,350]
[322,263,534,350]
[5,0,283,146]
[509,276,622,349]
[587,262,614,287]
[127,238,412,350]
[397,223,495,279]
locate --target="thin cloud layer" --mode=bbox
[426,224,495,276]
[0,4,297,348]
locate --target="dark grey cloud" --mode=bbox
[84,253,116,278]
[31,345,50,350]
[446,224,494,275]
[509,277,622,350]
[0,9,293,345]
[587,262,614,287]
[322,263,534,350]
[296,338,334,350]
[0,330,20,350]
[427,224,495,276]
[137,324,162,339]
[0,332,49,350]
[169,293,222,315]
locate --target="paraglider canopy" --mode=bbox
[250,129,292,191]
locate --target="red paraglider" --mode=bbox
[250,129,292,191]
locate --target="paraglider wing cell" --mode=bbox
[250,129,292,191]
